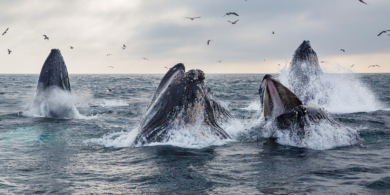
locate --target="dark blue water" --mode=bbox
[1,74,390,194]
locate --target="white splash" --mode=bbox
[22,87,96,119]
[268,121,360,150]
[278,64,384,113]
[85,116,246,149]
[85,128,140,148]
[241,101,260,111]
[76,100,129,108]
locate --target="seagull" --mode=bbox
[143,58,149,60]
[107,54,112,56]
[108,66,114,68]
[43,35,49,40]
[223,12,239,17]
[207,40,213,45]
[340,49,345,52]
[70,46,73,49]
[228,20,239,24]
[359,0,368,5]
[123,44,126,49]
[368,65,380,68]
[218,60,222,63]
[2,28,8,36]
[186,17,201,20]
[272,31,275,34]
[351,64,355,67]
[377,30,390,36]
[7,49,11,55]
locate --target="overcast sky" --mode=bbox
[0,0,389,74]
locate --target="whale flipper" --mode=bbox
[22,49,75,118]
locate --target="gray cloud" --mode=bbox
[0,0,389,74]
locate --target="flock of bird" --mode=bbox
[1,0,387,70]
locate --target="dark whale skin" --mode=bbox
[22,49,73,118]
[135,63,232,145]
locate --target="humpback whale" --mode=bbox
[288,40,324,103]
[21,49,75,118]
[259,74,337,138]
[134,63,232,145]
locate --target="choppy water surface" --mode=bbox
[0,73,390,194]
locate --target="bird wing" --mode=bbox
[378,31,384,36]
[359,0,368,4]
[233,13,239,16]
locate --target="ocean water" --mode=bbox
[0,73,390,194]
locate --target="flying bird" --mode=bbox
[368,65,380,68]
[320,61,327,63]
[186,17,201,20]
[43,35,49,40]
[359,0,368,5]
[108,88,112,92]
[2,28,8,36]
[143,58,149,60]
[228,20,239,24]
[107,54,112,56]
[123,44,126,49]
[340,49,345,52]
[7,49,11,55]
[164,67,168,69]
[351,64,355,67]
[207,40,213,45]
[223,12,239,17]
[377,30,390,36]
[70,46,73,49]
[108,66,114,68]
[272,31,275,34]
[218,60,222,63]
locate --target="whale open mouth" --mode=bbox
[259,74,302,120]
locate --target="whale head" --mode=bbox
[135,63,231,145]
[259,74,302,120]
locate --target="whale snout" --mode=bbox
[186,69,205,81]
[298,40,312,51]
